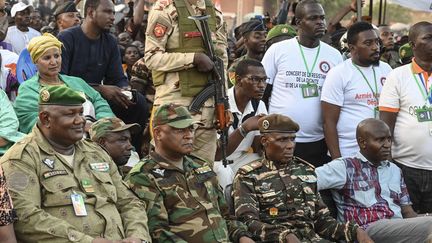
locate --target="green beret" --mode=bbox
[266,24,296,42]
[153,103,203,129]
[258,114,299,133]
[39,85,86,106]
[90,117,140,141]
[399,43,413,60]
[241,20,266,36]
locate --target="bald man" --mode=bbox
[379,21,432,214]
[316,118,432,243]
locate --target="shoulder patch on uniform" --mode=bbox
[153,22,168,38]
[238,161,263,174]
[294,156,315,169]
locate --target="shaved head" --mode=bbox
[356,118,389,142]
[409,21,432,44]
[295,0,320,20]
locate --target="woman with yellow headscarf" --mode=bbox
[13,33,115,133]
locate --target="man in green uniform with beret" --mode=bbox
[266,24,297,49]
[0,86,150,243]
[232,114,373,243]
[126,103,254,243]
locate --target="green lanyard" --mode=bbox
[353,63,378,102]
[298,40,321,77]
[411,64,432,104]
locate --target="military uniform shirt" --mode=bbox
[144,0,227,127]
[233,158,359,243]
[126,151,251,243]
[0,126,151,243]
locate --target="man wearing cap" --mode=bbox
[0,85,150,242]
[227,20,267,85]
[143,0,228,163]
[126,103,254,243]
[54,1,80,34]
[265,24,296,49]
[398,43,413,65]
[90,117,141,176]
[232,114,373,243]
[4,2,41,54]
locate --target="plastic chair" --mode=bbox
[16,48,37,84]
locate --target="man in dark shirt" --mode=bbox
[58,0,148,153]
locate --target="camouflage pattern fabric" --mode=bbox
[126,151,252,243]
[233,157,359,243]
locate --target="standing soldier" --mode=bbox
[144,0,228,163]
[126,103,254,243]
[232,114,373,242]
[0,86,150,243]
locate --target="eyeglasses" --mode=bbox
[243,76,269,84]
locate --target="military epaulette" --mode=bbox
[238,160,263,174]
[187,154,208,164]
[128,161,146,176]
[294,156,315,169]
[140,157,159,173]
[1,138,30,161]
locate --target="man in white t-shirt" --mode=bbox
[4,3,41,55]
[214,59,267,189]
[262,0,343,167]
[321,22,392,159]
[379,21,432,214]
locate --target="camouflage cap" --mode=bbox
[39,85,85,106]
[89,117,141,141]
[152,103,204,129]
[258,114,299,133]
[266,24,296,42]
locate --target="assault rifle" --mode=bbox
[188,15,233,167]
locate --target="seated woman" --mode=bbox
[14,33,115,134]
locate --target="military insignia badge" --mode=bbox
[90,163,110,172]
[269,207,278,216]
[153,23,168,38]
[43,170,68,179]
[153,168,165,177]
[43,158,55,169]
[261,182,271,191]
[40,89,50,102]
[281,27,288,33]
[262,120,270,130]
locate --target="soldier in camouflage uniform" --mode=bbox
[227,20,267,85]
[126,103,254,243]
[232,114,373,243]
[144,0,228,163]
[0,86,150,243]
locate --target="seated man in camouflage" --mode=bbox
[90,117,141,176]
[126,103,254,243]
[232,114,373,243]
[0,86,150,243]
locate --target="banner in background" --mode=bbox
[389,0,432,12]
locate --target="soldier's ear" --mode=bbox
[153,127,162,141]
[38,111,50,127]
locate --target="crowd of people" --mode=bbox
[0,0,431,242]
